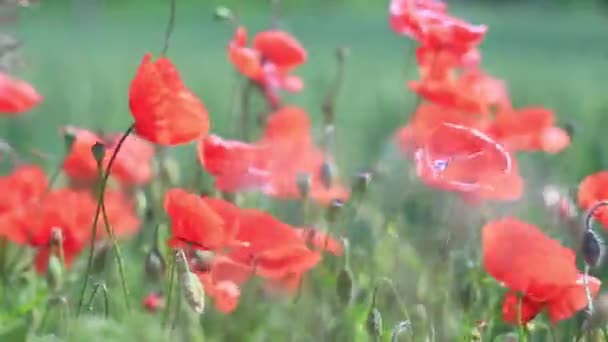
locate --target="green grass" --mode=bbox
[1,1,608,341]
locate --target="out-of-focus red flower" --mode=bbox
[0,72,43,114]
[578,171,608,229]
[389,0,486,56]
[0,165,48,244]
[166,191,342,313]
[228,26,306,96]
[414,122,523,201]
[143,292,165,313]
[129,53,209,145]
[482,217,600,324]
[100,190,141,239]
[487,107,570,154]
[199,107,349,205]
[62,126,155,187]
[410,68,510,115]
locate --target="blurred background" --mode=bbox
[1,1,608,340]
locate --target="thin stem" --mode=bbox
[321,48,348,154]
[101,283,110,318]
[163,255,176,328]
[101,199,131,311]
[76,124,134,316]
[270,0,280,29]
[240,79,255,141]
[517,294,527,342]
[584,264,593,313]
[161,0,177,56]
[585,201,608,232]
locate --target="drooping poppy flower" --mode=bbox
[486,107,570,154]
[482,217,601,324]
[129,53,209,145]
[389,0,487,56]
[414,122,523,201]
[0,72,43,114]
[228,26,306,98]
[578,171,608,229]
[62,126,155,187]
[0,165,48,244]
[199,107,349,205]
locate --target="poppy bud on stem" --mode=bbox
[175,249,205,315]
[77,124,134,316]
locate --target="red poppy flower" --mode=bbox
[129,53,209,145]
[164,188,228,250]
[486,107,570,154]
[414,122,523,201]
[199,107,349,205]
[168,192,342,312]
[0,72,43,114]
[578,171,608,229]
[0,165,48,244]
[389,0,486,55]
[483,217,601,324]
[62,126,156,187]
[410,68,510,115]
[228,26,306,94]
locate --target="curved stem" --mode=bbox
[76,124,134,316]
[584,201,608,231]
[161,0,177,56]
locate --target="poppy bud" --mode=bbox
[191,250,215,273]
[143,292,165,313]
[335,47,350,64]
[46,254,63,293]
[389,321,411,342]
[352,171,372,196]
[297,172,311,198]
[326,199,344,223]
[366,307,383,340]
[320,161,335,189]
[91,142,106,165]
[144,248,166,282]
[63,129,76,152]
[213,6,233,21]
[180,271,206,315]
[336,267,353,306]
[582,229,604,268]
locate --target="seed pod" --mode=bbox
[326,199,344,223]
[91,142,106,164]
[144,248,166,282]
[180,271,205,314]
[296,173,311,198]
[320,161,335,189]
[582,229,604,268]
[336,267,353,306]
[366,307,383,340]
[352,171,372,197]
[389,321,411,342]
[46,254,63,293]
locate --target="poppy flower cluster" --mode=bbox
[62,126,155,188]
[164,188,342,312]
[0,164,140,273]
[228,26,307,108]
[482,217,600,324]
[199,106,349,205]
[390,0,570,201]
[0,71,42,114]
